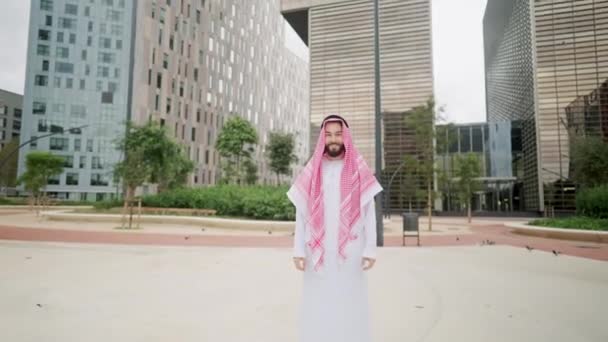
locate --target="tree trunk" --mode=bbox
[427,179,432,231]
[276,172,280,186]
[467,203,472,223]
[121,186,133,229]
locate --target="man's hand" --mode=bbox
[362,257,376,271]
[293,257,305,271]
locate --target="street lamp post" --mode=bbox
[0,124,89,171]
[373,0,384,247]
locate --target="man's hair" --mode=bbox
[321,115,349,128]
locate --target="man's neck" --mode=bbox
[325,153,345,161]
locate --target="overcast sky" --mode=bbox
[0,0,488,124]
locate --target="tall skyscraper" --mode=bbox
[281,0,434,210]
[484,0,608,213]
[19,0,309,201]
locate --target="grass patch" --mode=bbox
[529,217,608,231]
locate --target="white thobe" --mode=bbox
[293,158,377,342]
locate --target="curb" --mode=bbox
[506,222,608,243]
[41,210,295,232]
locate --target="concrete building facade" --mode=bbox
[0,89,23,151]
[19,0,309,200]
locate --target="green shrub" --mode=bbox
[142,185,295,221]
[576,185,608,219]
[529,217,608,231]
[93,198,123,210]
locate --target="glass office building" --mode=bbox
[484,0,608,213]
[282,0,434,210]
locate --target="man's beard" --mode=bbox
[325,143,345,158]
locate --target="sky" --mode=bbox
[0,0,488,124]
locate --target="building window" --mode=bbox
[66,173,79,185]
[37,44,50,56]
[40,0,53,11]
[65,4,78,15]
[31,136,38,148]
[50,137,69,151]
[163,53,169,69]
[79,156,86,168]
[69,33,76,44]
[42,60,49,71]
[115,39,122,49]
[66,78,73,88]
[58,17,77,30]
[33,101,47,114]
[191,127,196,142]
[45,15,53,26]
[56,47,69,58]
[55,62,74,73]
[34,75,48,86]
[101,92,113,104]
[74,138,81,151]
[47,175,60,185]
[156,73,162,89]
[91,156,102,169]
[38,119,48,132]
[90,173,109,186]
[99,37,112,49]
[38,29,50,41]
[62,155,74,168]
[14,108,22,118]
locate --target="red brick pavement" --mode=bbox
[0,223,606,261]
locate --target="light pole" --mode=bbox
[373,0,384,246]
[0,124,89,171]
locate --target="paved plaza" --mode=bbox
[1,208,607,341]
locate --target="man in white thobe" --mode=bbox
[287,115,383,342]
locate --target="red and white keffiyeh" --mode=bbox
[287,115,382,271]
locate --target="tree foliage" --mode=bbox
[571,136,608,188]
[17,151,64,211]
[266,132,297,185]
[453,153,482,223]
[215,116,258,184]
[403,96,442,230]
[114,122,193,228]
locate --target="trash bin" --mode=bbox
[402,212,420,246]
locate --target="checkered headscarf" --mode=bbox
[287,115,382,271]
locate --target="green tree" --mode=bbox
[453,153,482,223]
[266,132,297,185]
[118,122,193,193]
[404,96,442,231]
[114,122,193,228]
[215,116,258,185]
[0,138,20,190]
[571,136,608,188]
[17,151,64,212]
[243,157,258,185]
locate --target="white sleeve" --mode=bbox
[362,200,377,259]
[293,210,307,258]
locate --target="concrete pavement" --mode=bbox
[1,240,607,342]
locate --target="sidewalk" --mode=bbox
[1,240,606,342]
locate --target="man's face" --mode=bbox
[324,121,345,158]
